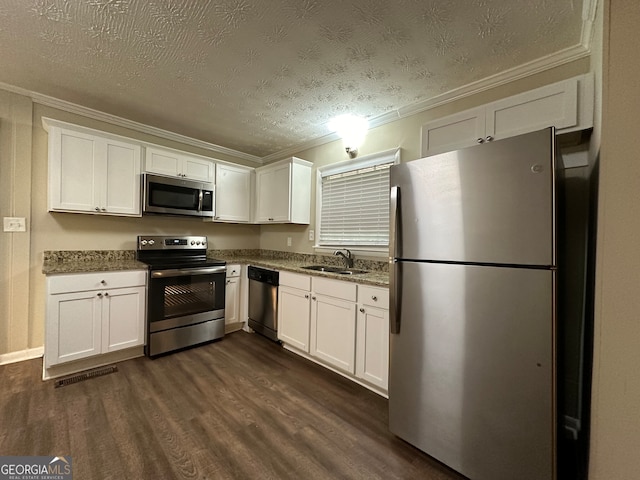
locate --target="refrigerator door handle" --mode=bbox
[390,186,402,334]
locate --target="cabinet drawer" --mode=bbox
[280,271,311,290]
[312,277,357,302]
[48,270,147,294]
[358,285,389,309]
[226,264,241,278]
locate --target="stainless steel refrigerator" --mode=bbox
[389,127,557,480]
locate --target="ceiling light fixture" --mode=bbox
[328,114,369,159]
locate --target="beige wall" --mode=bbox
[0,90,33,356]
[589,1,640,478]
[260,59,591,254]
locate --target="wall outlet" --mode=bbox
[308,229,315,241]
[287,236,292,247]
[3,217,26,232]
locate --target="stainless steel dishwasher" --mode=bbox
[247,266,279,341]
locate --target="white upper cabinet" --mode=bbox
[145,146,214,183]
[421,74,594,157]
[212,163,253,223]
[46,120,142,217]
[255,157,312,224]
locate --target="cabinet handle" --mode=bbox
[371,296,377,301]
[477,138,484,144]
[360,308,365,313]
[97,293,103,298]
[485,135,494,142]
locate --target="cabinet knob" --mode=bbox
[97,293,103,298]
[100,280,106,285]
[304,294,309,299]
[268,217,274,221]
[312,296,316,301]
[485,135,494,142]
[226,280,231,284]
[101,207,107,211]
[104,292,109,297]
[477,138,484,144]
[371,296,378,301]
[95,207,100,211]
[360,308,365,313]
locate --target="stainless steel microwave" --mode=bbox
[142,173,215,218]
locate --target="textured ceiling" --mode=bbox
[0,0,588,159]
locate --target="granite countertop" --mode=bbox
[211,252,389,287]
[42,250,147,275]
[43,249,389,287]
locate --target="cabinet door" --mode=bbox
[145,146,182,177]
[48,127,99,213]
[310,294,357,373]
[256,163,291,222]
[486,77,578,141]
[46,290,102,367]
[102,286,145,353]
[103,139,142,216]
[225,277,240,325]
[182,155,214,182]
[356,306,389,390]
[421,107,486,157]
[278,286,311,352]
[215,163,252,222]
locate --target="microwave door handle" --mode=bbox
[197,190,203,212]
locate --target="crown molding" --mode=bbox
[397,44,590,118]
[263,43,591,162]
[0,81,263,165]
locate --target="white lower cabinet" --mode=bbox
[311,292,357,373]
[46,271,146,368]
[278,272,312,351]
[276,272,389,394]
[225,264,242,332]
[356,285,390,391]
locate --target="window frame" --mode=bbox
[314,148,400,257]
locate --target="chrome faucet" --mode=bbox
[334,249,354,268]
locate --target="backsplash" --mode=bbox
[208,249,388,272]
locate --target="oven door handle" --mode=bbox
[151,266,227,278]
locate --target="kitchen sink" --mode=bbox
[301,265,368,275]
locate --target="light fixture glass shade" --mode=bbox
[328,114,369,157]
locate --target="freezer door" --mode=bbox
[390,128,555,266]
[388,262,555,480]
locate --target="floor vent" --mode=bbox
[54,365,118,388]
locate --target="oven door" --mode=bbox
[147,266,226,334]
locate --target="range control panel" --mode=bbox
[137,235,207,250]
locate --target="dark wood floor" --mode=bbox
[0,331,465,480]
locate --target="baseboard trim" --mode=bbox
[0,347,44,366]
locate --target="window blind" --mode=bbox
[319,162,392,246]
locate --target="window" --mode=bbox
[316,149,400,250]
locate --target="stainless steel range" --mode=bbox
[136,235,226,357]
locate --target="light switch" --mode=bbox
[3,217,27,232]
[308,229,315,241]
